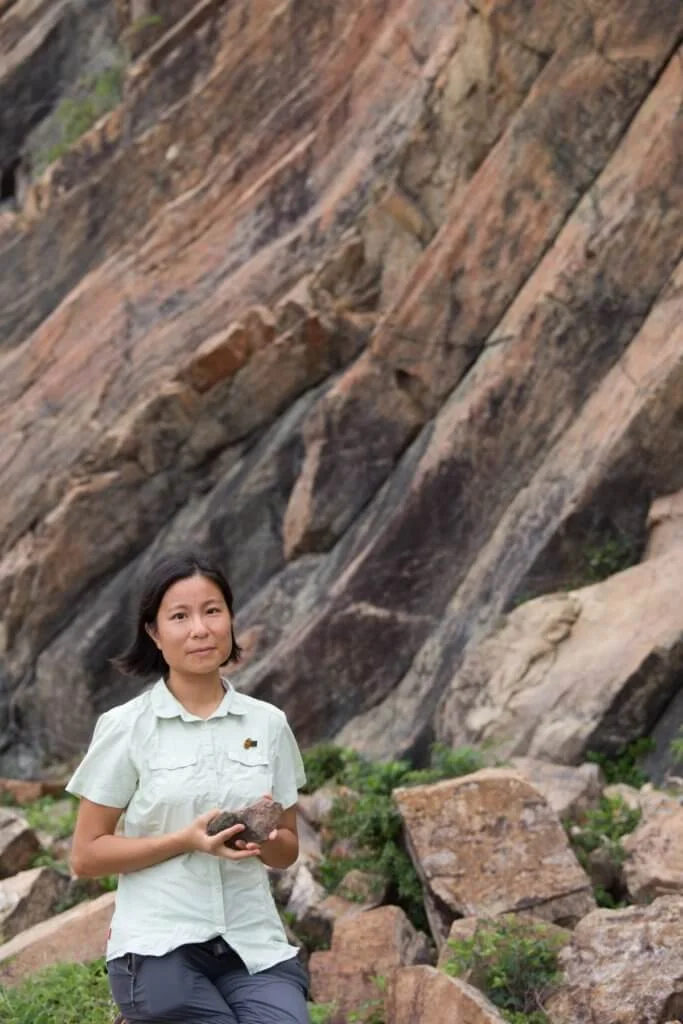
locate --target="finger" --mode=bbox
[219,846,261,860]
[267,829,278,841]
[200,808,223,826]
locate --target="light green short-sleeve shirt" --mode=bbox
[66,678,306,973]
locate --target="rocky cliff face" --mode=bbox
[1,0,682,775]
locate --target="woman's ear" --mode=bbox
[145,622,161,649]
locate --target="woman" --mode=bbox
[67,550,310,1024]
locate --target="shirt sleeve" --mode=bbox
[271,714,306,810]
[66,709,139,808]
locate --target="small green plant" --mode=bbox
[301,743,354,793]
[0,959,114,1024]
[308,1003,337,1024]
[347,974,386,1024]
[566,795,641,908]
[580,529,638,584]
[442,918,564,1023]
[670,728,683,766]
[23,795,78,839]
[130,12,163,33]
[307,742,487,932]
[36,64,125,172]
[585,737,654,788]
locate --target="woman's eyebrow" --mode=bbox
[167,599,224,610]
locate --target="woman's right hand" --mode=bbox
[179,809,262,861]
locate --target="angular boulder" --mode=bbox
[308,905,431,1023]
[394,770,595,945]
[509,757,603,821]
[622,802,683,903]
[386,965,507,1024]
[0,808,41,878]
[545,895,683,1024]
[0,866,69,942]
[0,891,115,985]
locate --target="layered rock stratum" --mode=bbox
[1,0,682,775]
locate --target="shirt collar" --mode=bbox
[150,677,248,721]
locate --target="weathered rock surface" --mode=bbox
[508,758,603,821]
[308,905,431,1024]
[207,798,284,848]
[0,809,41,878]
[434,540,683,764]
[1,0,683,778]
[545,895,683,1024]
[394,770,595,945]
[622,801,683,903]
[0,890,115,985]
[0,866,68,942]
[386,965,507,1024]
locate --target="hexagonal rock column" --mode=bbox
[393,769,595,945]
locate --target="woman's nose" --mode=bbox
[189,618,209,636]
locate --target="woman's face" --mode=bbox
[147,573,233,679]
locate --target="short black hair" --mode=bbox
[114,550,242,679]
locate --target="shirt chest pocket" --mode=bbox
[221,747,272,804]
[145,750,200,801]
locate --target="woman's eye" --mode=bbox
[207,607,221,614]
[171,612,186,620]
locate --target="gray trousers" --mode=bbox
[107,937,310,1024]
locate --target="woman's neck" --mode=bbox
[166,671,225,718]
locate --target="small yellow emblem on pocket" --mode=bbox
[243,738,258,749]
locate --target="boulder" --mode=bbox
[622,802,683,903]
[0,891,115,986]
[0,778,66,804]
[0,808,41,878]
[0,866,69,942]
[309,905,431,1024]
[436,547,683,763]
[508,757,603,821]
[545,895,683,1024]
[386,965,507,1024]
[394,770,595,945]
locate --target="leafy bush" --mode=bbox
[442,918,564,1023]
[585,737,654,788]
[36,65,125,172]
[670,729,683,766]
[23,796,78,839]
[347,973,387,1023]
[580,530,638,584]
[0,960,114,1024]
[304,742,487,931]
[308,1003,337,1024]
[566,795,641,908]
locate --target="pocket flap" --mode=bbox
[148,753,198,771]
[227,747,269,767]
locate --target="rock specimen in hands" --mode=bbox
[207,798,284,848]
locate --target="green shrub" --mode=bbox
[308,1003,337,1024]
[36,65,125,172]
[442,918,563,1023]
[23,795,78,840]
[670,729,683,766]
[566,795,641,908]
[307,742,487,932]
[585,737,654,788]
[0,960,114,1024]
[580,531,638,584]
